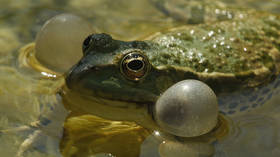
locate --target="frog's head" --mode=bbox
[64,33,162,127]
[64,33,219,137]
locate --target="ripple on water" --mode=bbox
[214,114,280,157]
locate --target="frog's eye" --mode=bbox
[120,50,150,81]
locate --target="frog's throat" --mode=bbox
[61,86,159,130]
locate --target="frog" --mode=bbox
[62,6,280,156]
[64,10,280,120]
[61,1,280,155]
[2,0,280,157]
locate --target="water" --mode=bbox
[0,0,280,157]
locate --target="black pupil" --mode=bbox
[127,60,143,71]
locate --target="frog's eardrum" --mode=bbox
[153,80,218,137]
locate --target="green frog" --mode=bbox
[61,3,280,155]
[64,8,280,120]
[2,0,280,156]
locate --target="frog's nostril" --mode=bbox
[82,35,92,53]
[82,33,119,55]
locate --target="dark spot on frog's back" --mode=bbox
[130,41,149,49]
[82,33,119,54]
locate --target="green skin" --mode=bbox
[64,4,280,129]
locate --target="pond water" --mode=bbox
[0,0,280,157]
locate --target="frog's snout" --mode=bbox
[153,80,218,137]
[82,33,119,55]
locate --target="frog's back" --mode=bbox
[145,11,280,92]
[143,8,280,115]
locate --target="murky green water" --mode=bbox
[0,0,280,157]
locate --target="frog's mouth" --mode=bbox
[65,62,158,107]
[64,66,158,126]
[61,83,157,127]
[65,74,157,105]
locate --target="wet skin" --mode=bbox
[64,6,280,128]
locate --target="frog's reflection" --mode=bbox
[140,115,229,157]
[60,114,229,157]
[59,114,148,156]
[59,106,280,157]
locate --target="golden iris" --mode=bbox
[120,50,150,81]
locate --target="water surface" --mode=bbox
[0,0,280,157]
